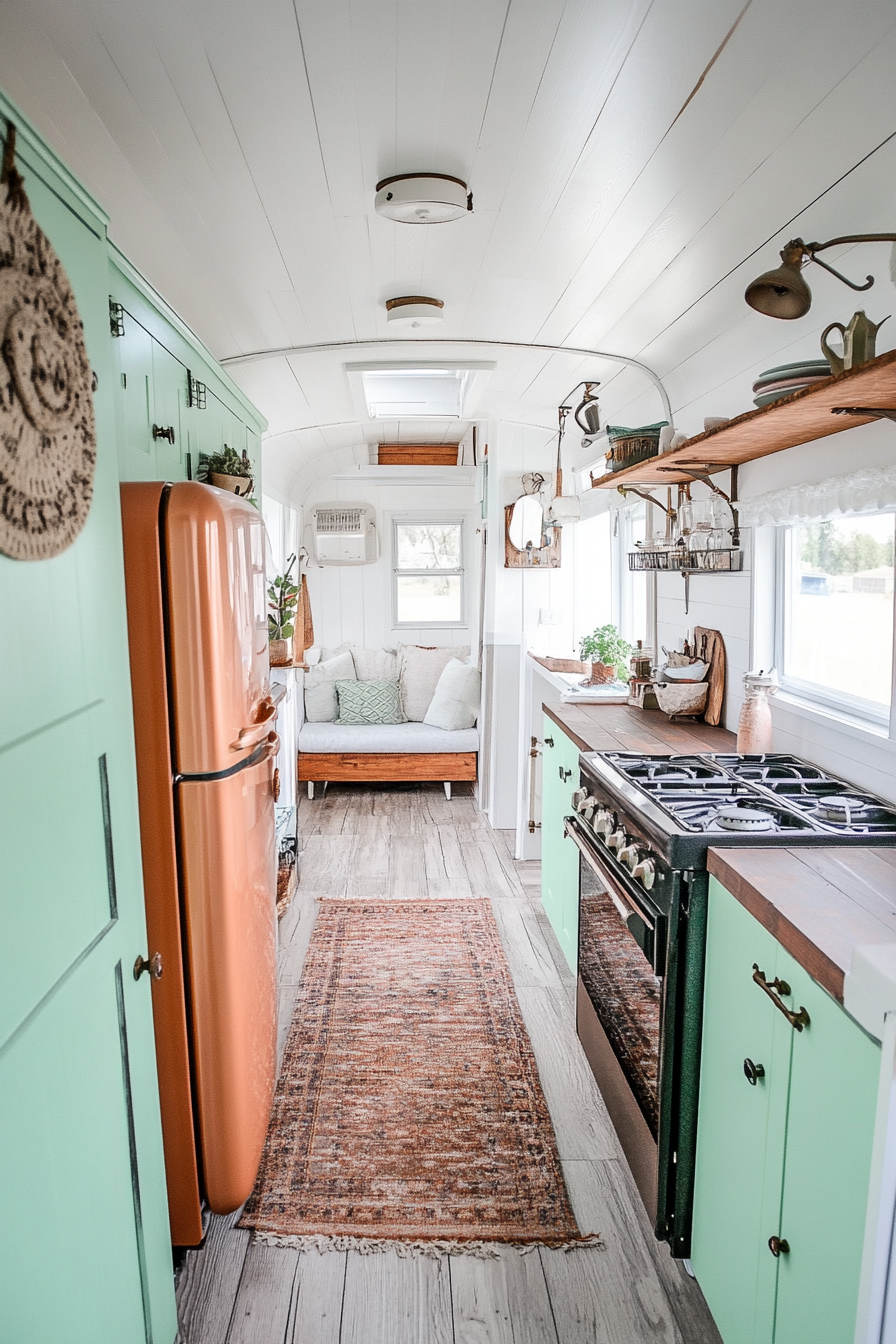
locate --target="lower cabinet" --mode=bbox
[540,715,580,971]
[691,877,880,1344]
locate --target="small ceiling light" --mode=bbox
[745,232,896,319]
[375,173,472,224]
[385,296,445,327]
[573,382,602,438]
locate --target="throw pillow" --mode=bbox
[351,646,399,682]
[397,643,471,722]
[303,650,356,722]
[335,679,405,725]
[423,660,481,731]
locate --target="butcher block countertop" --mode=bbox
[542,701,896,1010]
[542,700,736,755]
[707,848,896,1005]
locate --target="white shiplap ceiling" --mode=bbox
[1,0,895,501]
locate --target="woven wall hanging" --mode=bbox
[0,122,97,561]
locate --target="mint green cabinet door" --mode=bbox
[115,316,155,480]
[691,878,792,1344]
[772,952,879,1344]
[540,717,580,971]
[151,339,185,479]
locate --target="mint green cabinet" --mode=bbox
[691,877,879,1344]
[0,92,177,1342]
[540,715,580,971]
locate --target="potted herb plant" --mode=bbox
[268,555,299,667]
[201,445,254,497]
[578,623,631,685]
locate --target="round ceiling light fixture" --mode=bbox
[385,295,445,327]
[375,173,472,224]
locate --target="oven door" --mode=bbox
[564,816,666,972]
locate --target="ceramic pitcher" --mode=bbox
[820,310,889,375]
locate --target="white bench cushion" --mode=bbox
[298,721,479,754]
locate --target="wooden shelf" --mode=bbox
[596,347,896,487]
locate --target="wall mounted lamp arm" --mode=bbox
[616,484,677,520]
[746,233,896,318]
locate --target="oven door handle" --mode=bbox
[564,816,659,928]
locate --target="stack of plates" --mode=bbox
[752,359,831,408]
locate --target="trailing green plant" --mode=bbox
[578,623,631,678]
[198,444,253,479]
[268,553,299,641]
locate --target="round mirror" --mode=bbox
[508,494,545,551]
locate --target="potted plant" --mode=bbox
[268,555,299,666]
[578,624,631,685]
[201,445,254,497]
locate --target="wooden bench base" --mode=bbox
[298,751,477,784]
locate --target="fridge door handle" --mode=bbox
[230,699,277,752]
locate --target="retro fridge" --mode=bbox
[120,482,278,1246]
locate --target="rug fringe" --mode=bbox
[252,1231,603,1258]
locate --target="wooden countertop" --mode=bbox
[542,703,896,1006]
[542,700,736,756]
[707,848,896,1004]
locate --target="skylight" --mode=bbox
[345,362,495,420]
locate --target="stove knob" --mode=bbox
[607,829,627,851]
[571,788,588,811]
[633,858,656,890]
[618,844,640,871]
[593,809,614,838]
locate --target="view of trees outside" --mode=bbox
[787,514,895,708]
[395,523,463,623]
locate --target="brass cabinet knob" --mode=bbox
[768,1235,790,1257]
[134,952,163,982]
[744,1058,766,1085]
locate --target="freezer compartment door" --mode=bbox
[165,482,271,776]
[178,753,277,1213]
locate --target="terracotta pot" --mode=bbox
[586,661,616,685]
[210,471,253,497]
[269,639,291,667]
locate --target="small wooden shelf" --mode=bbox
[597,347,896,487]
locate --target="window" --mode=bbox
[779,514,895,722]
[393,520,465,626]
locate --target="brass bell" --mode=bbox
[745,241,812,319]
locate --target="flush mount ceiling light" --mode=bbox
[375,173,472,223]
[385,296,444,327]
[744,232,896,319]
[345,362,494,419]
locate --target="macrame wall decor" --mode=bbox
[0,120,97,561]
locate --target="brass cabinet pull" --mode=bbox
[134,952,163,982]
[768,1235,790,1258]
[752,964,810,1031]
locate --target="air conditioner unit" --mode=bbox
[310,503,378,565]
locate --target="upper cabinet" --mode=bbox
[109,248,266,490]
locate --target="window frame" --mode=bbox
[774,517,896,729]
[391,516,467,629]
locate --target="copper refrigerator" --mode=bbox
[121,481,278,1246]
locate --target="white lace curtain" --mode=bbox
[738,464,896,527]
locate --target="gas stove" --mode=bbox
[574,751,896,873]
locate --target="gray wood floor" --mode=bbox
[176,784,721,1344]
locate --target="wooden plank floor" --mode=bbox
[176,783,721,1344]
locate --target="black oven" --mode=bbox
[566,812,707,1257]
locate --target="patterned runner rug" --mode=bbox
[240,898,599,1254]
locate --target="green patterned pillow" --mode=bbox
[335,678,406,725]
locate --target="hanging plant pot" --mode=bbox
[210,471,253,496]
[269,639,291,667]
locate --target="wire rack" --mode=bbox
[628,548,743,573]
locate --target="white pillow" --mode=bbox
[304,651,356,722]
[398,643,471,722]
[424,659,481,731]
[351,646,399,681]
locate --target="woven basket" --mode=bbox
[210,471,253,497]
[269,639,291,666]
[606,435,660,473]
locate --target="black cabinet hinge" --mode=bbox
[187,370,207,409]
[109,299,125,337]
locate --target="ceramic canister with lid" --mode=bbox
[736,671,777,753]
